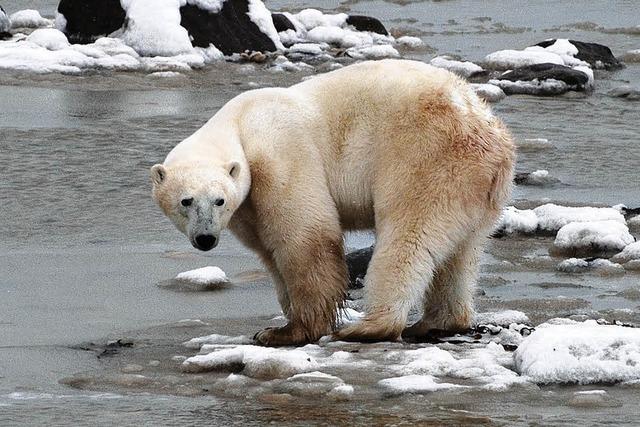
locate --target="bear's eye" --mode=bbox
[181,197,193,207]
[215,198,225,207]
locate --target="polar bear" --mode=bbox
[151,59,515,346]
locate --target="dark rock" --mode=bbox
[57,0,126,44]
[620,206,640,220]
[346,15,388,35]
[535,39,622,70]
[271,12,295,33]
[1,5,12,39]
[180,0,276,55]
[345,246,373,289]
[500,63,589,87]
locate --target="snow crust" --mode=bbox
[553,220,634,253]
[9,9,52,29]
[182,345,318,379]
[475,310,530,325]
[175,266,228,285]
[497,203,627,235]
[484,49,564,69]
[515,320,640,384]
[378,375,464,394]
[430,55,483,77]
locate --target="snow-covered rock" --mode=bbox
[490,63,592,95]
[26,28,69,50]
[496,206,539,234]
[515,320,640,384]
[611,241,640,264]
[429,55,483,78]
[9,9,52,29]
[607,85,640,101]
[396,36,423,48]
[535,39,621,70]
[553,220,634,255]
[470,83,506,102]
[556,257,625,274]
[514,170,559,186]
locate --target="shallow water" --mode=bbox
[1,0,640,425]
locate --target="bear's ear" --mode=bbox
[227,161,241,179]
[150,164,167,185]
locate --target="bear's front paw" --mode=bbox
[333,319,403,343]
[253,323,311,347]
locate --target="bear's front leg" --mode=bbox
[249,159,348,346]
[253,234,348,346]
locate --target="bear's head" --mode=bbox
[150,162,242,251]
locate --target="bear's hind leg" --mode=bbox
[402,234,483,338]
[334,209,462,342]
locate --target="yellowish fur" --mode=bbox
[151,59,515,346]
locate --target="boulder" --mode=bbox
[489,63,591,96]
[271,12,295,32]
[345,246,373,289]
[345,15,387,35]
[535,39,622,70]
[180,0,276,55]
[0,5,11,39]
[56,0,277,54]
[57,0,125,44]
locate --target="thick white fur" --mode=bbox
[151,59,515,345]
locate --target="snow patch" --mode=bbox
[515,320,640,384]
[378,375,465,394]
[26,28,69,50]
[556,257,625,274]
[175,266,228,285]
[9,9,52,29]
[183,333,252,349]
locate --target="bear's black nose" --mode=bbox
[194,234,217,251]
